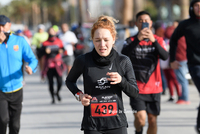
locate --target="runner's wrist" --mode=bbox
[75,91,83,101]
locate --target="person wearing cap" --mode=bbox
[15,29,31,45]
[31,24,48,81]
[169,0,200,133]
[0,15,38,134]
[52,25,59,36]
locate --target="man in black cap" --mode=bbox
[0,15,38,134]
[169,0,200,133]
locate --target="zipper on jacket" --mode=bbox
[5,42,14,93]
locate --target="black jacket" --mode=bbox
[121,35,168,83]
[66,51,139,131]
[170,0,200,65]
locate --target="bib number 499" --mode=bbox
[91,102,117,117]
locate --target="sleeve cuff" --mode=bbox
[118,76,126,89]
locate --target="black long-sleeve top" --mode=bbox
[65,51,139,131]
[121,35,168,90]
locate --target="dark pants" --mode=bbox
[47,68,62,101]
[188,65,200,128]
[84,127,127,134]
[163,69,181,97]
[0,89,23,134]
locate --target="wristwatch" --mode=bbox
[75,91,83,101]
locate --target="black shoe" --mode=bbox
[167,97,174,102]
[51,99,55,104]
[56,93,61,101]
[162,90,166,95]
[195,126,200,134]
[135,128,143,134]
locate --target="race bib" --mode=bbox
[90,95,118,117]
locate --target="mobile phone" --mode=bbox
[142,22,149,29]
[142,22,149,42]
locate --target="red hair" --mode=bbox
[91,15,118,39]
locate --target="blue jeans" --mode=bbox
[188,65,200,128]
[174,60,189,101]
[161,69,167,93]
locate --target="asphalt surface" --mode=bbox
[15,71,200,134]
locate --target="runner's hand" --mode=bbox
[0,27,6,43]
[25,65,33,75]
[137,28,148,41]
[106,72,122,84]
[45,48,51,54]
[80,94,92,106]
[146,28,155,42]
[58,48,63,54]
[170,60,181,69]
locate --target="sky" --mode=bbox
[0,0,12,6]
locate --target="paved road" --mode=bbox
[17,71,199,134]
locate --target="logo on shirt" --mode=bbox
[109,63,113,70]
[97,77,108,85]
[13,45,19,51]
[136,47,155,53]
[155,82,160,87]
[102,96,113,100]
[91,97,98,102]
[96,77,110,90]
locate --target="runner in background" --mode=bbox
[41,27,65,104]
[31,24,48,81]
[122,11,168,134]
[59,23,78,75]
[169,0,200,132]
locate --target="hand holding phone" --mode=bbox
[142,22,149,29]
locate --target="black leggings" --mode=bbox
[47,68,62,100]
[84,127,127,134]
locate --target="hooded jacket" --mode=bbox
[170,0,200,65]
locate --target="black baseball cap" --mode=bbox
[0,15,10,25]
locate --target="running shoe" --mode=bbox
[176,100,190,105]
[167,97,174,102]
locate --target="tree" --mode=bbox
[122,0,133,25]
[179,0,189,19]
[1,0,65,28]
